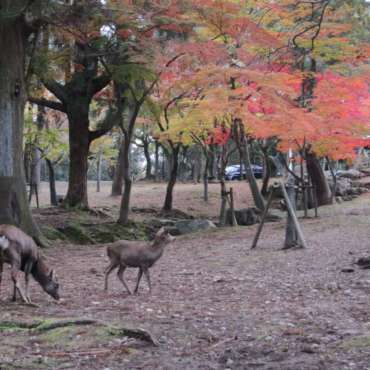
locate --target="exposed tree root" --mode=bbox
[0,318,158,345]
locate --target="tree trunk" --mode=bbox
[0,14,41,240]
[28,104,45,204]
[242,138,265,211]
[45,158,58,206]
[163,146,180,211]
[96,151,102,192]
[209,144,217,179]
[261,151,271,197]
[112,136,125,196]
[192,147,202,184]
[117,137,132,224]
[154,140,160,181]
[118,106,140,225]
[143,139,152,179]
[203,154,210,202]
[64,103,90,208]
[284,182,298,248]
[306,151,332,206]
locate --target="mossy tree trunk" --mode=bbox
[0,10,41,240]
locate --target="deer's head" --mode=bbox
[154,227,176,246]
[43,269,60,300]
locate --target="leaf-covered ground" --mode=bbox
[2,182,370,369]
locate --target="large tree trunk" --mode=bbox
[111,136,125,196]
[306,151,332,206]
[0,14,42,241]
[34,41,111,208]
[64,103,90,208]
[163,146,180,211]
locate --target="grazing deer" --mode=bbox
[0,225,60,304]
[104,227,175,294]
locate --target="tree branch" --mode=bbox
[90,74,111,97]
[42,79,67,102]
[28,97,66,113]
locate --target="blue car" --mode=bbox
[225,164,263,180]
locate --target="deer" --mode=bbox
[0,224,60,304]
[104,227,175,295]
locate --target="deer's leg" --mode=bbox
[117,265,131,295]
[134,268,143,294]
[11,268,29,303]
[104,262,118,291]
[143,268,152,293]
[24,261,34,303]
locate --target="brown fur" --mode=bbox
[0,225,59,303]
[104,227,175,294]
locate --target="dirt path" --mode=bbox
[2,195,370,369]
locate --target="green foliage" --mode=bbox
[24,110,68,163]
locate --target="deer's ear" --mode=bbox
[50,269,55,279]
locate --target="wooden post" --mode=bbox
[251,187,274,249]
[280,182,307,248]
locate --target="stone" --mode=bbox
[356,257,370,269]
[328,177,352,196]
[226,208,260,226]
[175,219,216,235]
[336,169,364,179]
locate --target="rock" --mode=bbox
[341,268,355,273]
[328,177,352,196]
[226,208,260,226]
[301,345,316,354]
[356,257,370,269]
[336,169,364,179]
[175,219,216,234]
[148,218,177,228]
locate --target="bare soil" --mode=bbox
[1,181,370,369]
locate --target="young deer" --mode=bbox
[104,227,175,294]
[0,225,60,304]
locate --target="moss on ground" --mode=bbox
[342,335,370,349]
[40,226,67,242]
[51,221,152,245]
